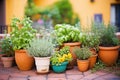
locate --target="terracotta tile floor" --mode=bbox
[0,62,120,80]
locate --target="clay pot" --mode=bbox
[90,48,96,55]
[15,50,34,70]
[0,54,5,62]
[77,59,89,72]
[63,42,81,69]
[1,56,14,68]
[99,46,119,66]
[89,54,98,69]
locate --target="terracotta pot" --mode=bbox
[89,54,98,69]
[15,50,34,70]
[1,56,14,68]
[90,48,96,55]
[77,59,89,72]
[99,46,119,66]
[63,42,81,69]
[0,54,5,62]
[116,32,120,59]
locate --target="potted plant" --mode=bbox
[98,24,119,66]
[80,24,101,69]
[50,46,72,73]
[81,33,99,69]
[54,24,81,69]
[26,38,54,73]
[73,47,92,72]
[0,37,15,67]
[10,17,37,70]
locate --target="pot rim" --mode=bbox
[63,42,81,46]
[15,49,26,53]
[34,57,51,59]
[99,46,120,50]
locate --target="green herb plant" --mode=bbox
[91,59,105,73]
[73,47,92,60]
[10,17,37,50]
[54,24,81,45]
[81,33,100,51]
[99,24,119,47]
[0,37,14,57]
[27,38,54,57]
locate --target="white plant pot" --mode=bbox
[34,57,50,73]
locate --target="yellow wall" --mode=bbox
[5,0,27,33]
[34,0,120,27]
[5,0,120,33]
[34,0,57,7]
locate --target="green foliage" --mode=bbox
[27,38,54,57]
[53,0,80,25]
[39,6,60,22]
[59,46,70,55]
[25,0,80,26]
[51,46,72,66]
[80,23,101,51]
[99,24,119,47]
[54,24,81,45]
[25,0,40,18]
[10,17,37,50]
[73,47,92,60]
[91,59,105,73]
[0,37,14,57]
[81,33,100,50]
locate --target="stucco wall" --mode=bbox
[34,0,120,27]
[5,0,27,33]
[5,0,120,32]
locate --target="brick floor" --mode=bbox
[0,74,9,80]
[67,74,83,80]
[0,61,120,80]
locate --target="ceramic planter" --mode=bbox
[99,46,119,66]
[15,50,34,70]
[1,56,14,68]
[63,42,81,69]
[52,61,68,73]
[34,57,50,73]
[77,59,89,72]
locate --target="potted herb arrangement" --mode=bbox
[0,37,14,67]
[73,47,92,72]
[50,46,72,73]
[54,24,81,69]
[98,24,119,66]
[10,17,37,70]
[27,38,54,73]
[80,24,101,69]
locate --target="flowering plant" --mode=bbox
[50,46,72,66]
